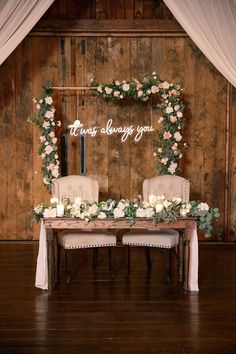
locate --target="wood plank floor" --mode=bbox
[0,243,236,354]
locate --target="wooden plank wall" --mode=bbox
[0,0,235,241]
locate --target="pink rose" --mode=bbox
[163,132,172,140]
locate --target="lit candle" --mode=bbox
[149,194,156,204]
[155,201,163,213]
[74,196,82,205]
[50,196,59,205]
[180,208,187,217]
[56,204,64,217]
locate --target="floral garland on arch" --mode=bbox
[29,72,185,188]
[91,72,187,176]
[28,83,61,188]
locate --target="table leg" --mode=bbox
[178,231,184,283]
[184,238,190,291]
[47,229,55,290]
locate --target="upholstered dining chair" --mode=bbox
[52,175,116,284]
[122,175,190,281]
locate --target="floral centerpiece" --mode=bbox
[33,197,219,238]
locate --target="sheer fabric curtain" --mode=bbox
[164,0,236,88]
[0,0,55,66]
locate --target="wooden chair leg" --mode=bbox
[125,245,131,278]
[93,248,99,269]
[164,248,171,284]
[145,246,152,269]
[109,247,115,279]
[65,249,71,284]
[56,244,61,284]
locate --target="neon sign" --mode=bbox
[68,118,154,142]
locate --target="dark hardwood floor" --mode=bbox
[0,242,236,354]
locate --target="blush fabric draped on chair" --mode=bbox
[52,175,116,283]
[122,175,190,281]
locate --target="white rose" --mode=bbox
[177,111,183,118]
[41,153,46,159]
[52,137,57,144]
[115,80,120,86]
[113,208,125,218]
[122,83,130,92]
[151,85,159,94]
[105,87,112,95]
[145,208,155,218]
[174,132,182,142]
[157,148,162,153]
[45,96,53,105]
[89,204,98,215]
[45,110,54,119]
[161,157,168,165]
[57,121,61,127]
[39,99,43,104]
[49,131,55,138]
[198,202,209,211]
[45,145,53,155]
[36,104,41,110]
[117,201,126,210]
[168,162,178,175]
[138,90,143,97]
[113,90,120,97]
[98,212,107,219]
[162,81,170,89]
[42,121,50,129]
[166,106,173,114]
[174,105,180,111]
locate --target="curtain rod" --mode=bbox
[51,86,96,91]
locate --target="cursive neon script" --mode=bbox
[68,118,154,142]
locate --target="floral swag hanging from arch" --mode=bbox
[29,72,187,189]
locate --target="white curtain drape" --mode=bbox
[164,0,236,88]
[0,0,55,66]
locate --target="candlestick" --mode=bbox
[56,204,64,217]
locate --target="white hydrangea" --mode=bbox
[113,208,125,218]
[136,208,146,218]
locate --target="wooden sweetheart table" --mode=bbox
[35,217,199,292]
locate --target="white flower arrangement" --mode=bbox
[28,84,61,189]
[33,197,220,238]
[91,73,186,175]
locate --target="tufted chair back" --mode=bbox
[143,175,190,203]
[52,175,99,203]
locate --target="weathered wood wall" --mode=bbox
[0,0,235,241]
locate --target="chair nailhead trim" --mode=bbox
[64,243,116,250]
[122,242,175,249]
